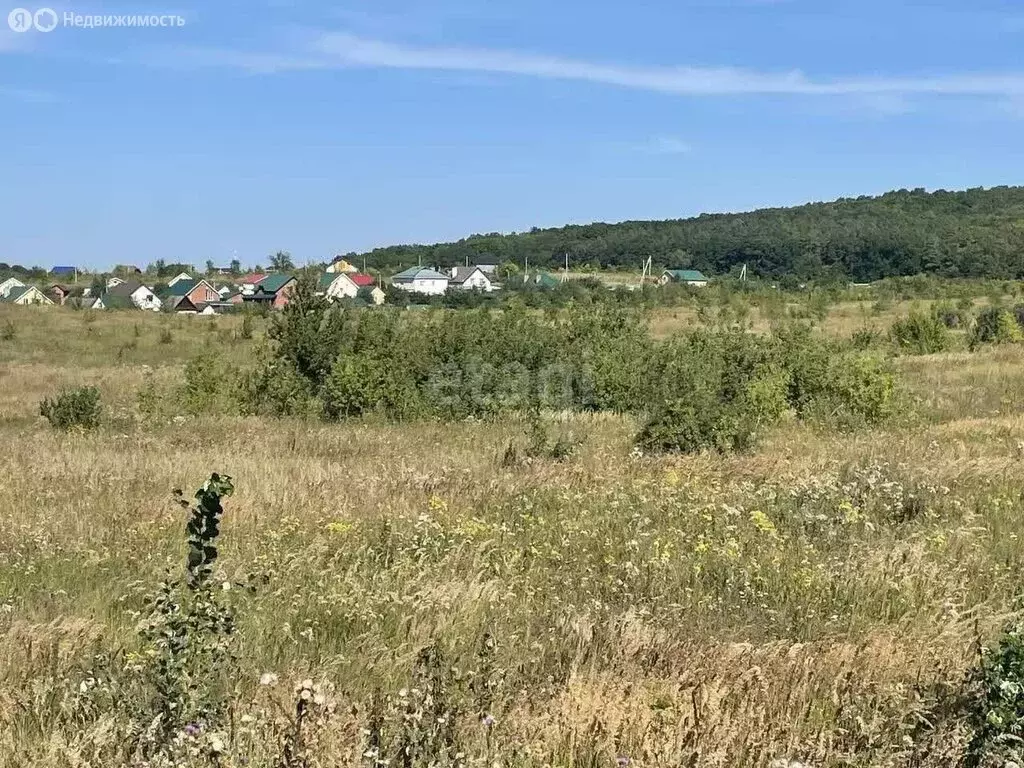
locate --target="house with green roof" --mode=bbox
[242,274,297,309]
[660,269,710,287]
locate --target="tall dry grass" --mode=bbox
[1,304,1024,766]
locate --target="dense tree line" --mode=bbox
[350,186,1024,282]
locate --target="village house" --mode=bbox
[166,296,200,314]
[0,277,26,298]
[391,267,449,296]
[318,272,384,304]
[242,274,296,309]
[47,284,71,305]
[351,273,386,305]
[105,280,162,311]
[448,265,495,292]
[1,285,54,306]
[660,269,710,287]
[163,278,221,307]
[236,274,268,295]
[66,295,105,310]
[326,256,358,274]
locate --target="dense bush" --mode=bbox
[890,308,949,354]
[225,278,900,454]
[970,307,1022,349]
[39,386,102,430]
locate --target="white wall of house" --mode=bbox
[10,287,54,305]
[455,270,493,292]
[0,278,26,298]
[131,287,162,311]
[395,278,448,295]
[324,275,359,301]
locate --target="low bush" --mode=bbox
[890,308,949,354]
[970,307,1022,349]
[965,621,1024,767]
[39,386,102,430]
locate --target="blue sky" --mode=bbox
[2,0,1023,270]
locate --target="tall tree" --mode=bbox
[269,251,295,271]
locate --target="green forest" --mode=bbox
[353,186,1024,282]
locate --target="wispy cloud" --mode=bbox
[0,86,59,103]
[641,137,693,155]
[145,30,1024,101]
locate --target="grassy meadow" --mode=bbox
[3,293,1024,767]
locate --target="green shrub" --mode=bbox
[158,327,173,345]
[182,351,237,415]
[889,309,948,354]
[238,312,254,340]
[39,386,102,430]
[970,307,1022,349]
[0,320,15,341]
[965,622,1024,766]
[636,361,789,455]
[803,354,896,430]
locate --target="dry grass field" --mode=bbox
[3,299,1024,766]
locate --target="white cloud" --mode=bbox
[145,31,1024,100]
[643,137,693,155]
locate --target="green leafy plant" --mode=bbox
[136,474,236,756]
[39,386,102,430]
[890,308,949,354]
[965,622,1024,767]
[970,307,1022,349]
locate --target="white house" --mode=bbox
[167,272,194,287]
[390,267,449,296]
[1,285,54,306]
[319,272,388,304]
[318,272,361,301]
[0,277,26,298]
[106,280,162,311]
[449,265,495,292]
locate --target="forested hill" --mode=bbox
[354,186,1024,282]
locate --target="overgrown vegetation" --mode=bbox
[7,284,1024,767]
[39,386,102,430]
[220,275,899,453]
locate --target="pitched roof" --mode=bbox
[450,266,487,285]
[392,267,449,282]
[165,279,197,296]
[106,280,146,297]
[237,273,268,285]
[350,273,375,287]
[318,273,339,291]
[256,274,295,294]
[664,269,709,282]
[169,296,199,312]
